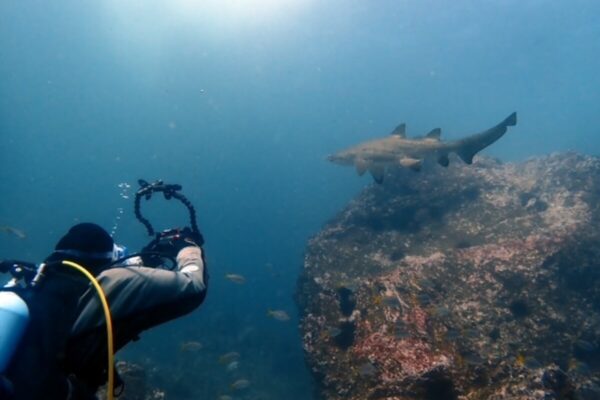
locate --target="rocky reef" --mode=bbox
[296,153,600,400]
[96,362,166,400]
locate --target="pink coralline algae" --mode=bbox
[402,304,428,335]
[353,334,451,382]
[456,236,565,270]
[402,252,446,270]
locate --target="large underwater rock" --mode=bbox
[296,153,600,400]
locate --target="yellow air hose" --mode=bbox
[61,260,115,400]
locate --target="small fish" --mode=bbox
[433,306,451,318]
[417,293,431,306]
[419,279,436,289]
[357,362,377,377]
[226,360,239,372]
[462,352,485,366]
[180,341,203,352]
[219,352,240,365]
[218,396,233,400]
[394,321,411,340]
[337,281,359,292]
[320,326,342,340]
[568,358,591,374]
[525,357,542,369]
[516,353,542,369]
[464,328,479,338]
[327,326,342,338]
[225,274,246,284]
[445,328,460,340]
[382,296,398,307]
[267,309,290,321]
[0,226,26,240]
[230,379,250,390]
[574,339,597,354]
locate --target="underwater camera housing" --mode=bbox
[134,179,203,269]
[140,227,199,268]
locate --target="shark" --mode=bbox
[327,112,517,183]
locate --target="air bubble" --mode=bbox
[111,182,132,237]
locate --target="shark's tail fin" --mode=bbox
[504,112,517,127]
[455,112,517,164]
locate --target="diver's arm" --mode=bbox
[71,245,207,336]
[64,246,206,394]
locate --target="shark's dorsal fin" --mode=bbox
[369,166,384,184]
[426,128,441,140]
[390,123,406,137]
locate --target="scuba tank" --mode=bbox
[0,260,36,375]
[1,260,97,399]
[0,290,29,373]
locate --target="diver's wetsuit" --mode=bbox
[64,246,207,398]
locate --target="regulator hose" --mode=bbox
[61,261,115,400]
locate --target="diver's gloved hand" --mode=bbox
[168,227,203,253]
[141,227,203,268]
[0,260,23,273]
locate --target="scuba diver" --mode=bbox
[0,180,208,400]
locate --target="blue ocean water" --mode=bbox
[1,1,600,398]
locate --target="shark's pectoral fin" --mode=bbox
[390,123,406,137]
[355,159,368,176]
[457,148,475,164]
[438,154,449,167]
[399,157,422,172]
[425,128,441,140]
[369,166,385,184]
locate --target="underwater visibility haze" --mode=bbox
[2,1,600,399]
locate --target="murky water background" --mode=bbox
[2,1,600,398]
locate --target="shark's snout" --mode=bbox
[327,152,353,165]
